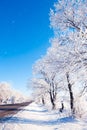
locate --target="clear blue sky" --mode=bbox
[0,0,56,96]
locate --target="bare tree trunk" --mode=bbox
[42,96,45,105]
[66,73,75,115]
[49,91,55,109]
[59,101,64,112]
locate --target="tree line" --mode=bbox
[31,0,87,117]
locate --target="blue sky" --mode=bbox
[0,0,55,96]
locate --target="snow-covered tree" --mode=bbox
[31,78,48,105]
[49,0,87,115]
[45,38,76,113]
[50,0,87,77]
[0,82,12,103]
[0,82,26,104]
[31,0,87,116]
[50,0,87,35]
[33,57,59,109]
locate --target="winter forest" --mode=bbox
[1,0,87,130]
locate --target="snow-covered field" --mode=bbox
[0,102,87,130]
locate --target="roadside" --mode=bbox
[0,102,87,130]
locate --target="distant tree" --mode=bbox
[0,82,26,104]
[0,82,12,103]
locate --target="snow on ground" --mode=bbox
[0,102,87,130]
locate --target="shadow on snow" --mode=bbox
[0,116,77,126]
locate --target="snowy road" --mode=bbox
[0,103,57,130]
[0,102,87,130]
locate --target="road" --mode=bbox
[0,101,33,118]
[0,102,56,130]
